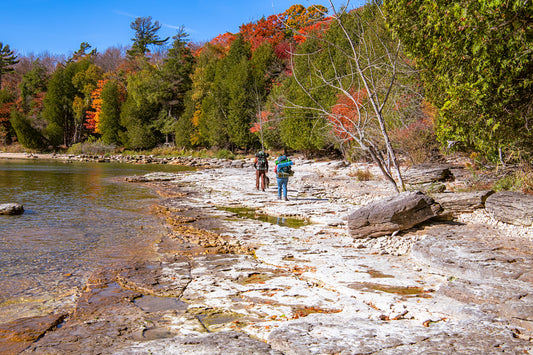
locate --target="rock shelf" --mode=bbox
[1,157,532,354]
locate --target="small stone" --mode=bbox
[0,203,24,215]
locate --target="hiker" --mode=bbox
[274,155,293,201]
[253,151,269,191]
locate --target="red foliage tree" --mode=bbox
[239,14,286,52]
[329,88,368,141]
[0,101,13,144]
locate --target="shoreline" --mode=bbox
[2,157,532,353]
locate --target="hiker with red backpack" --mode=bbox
[253,151,269,191]
[274,155,293,201]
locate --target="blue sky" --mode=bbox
[2,0,365,56]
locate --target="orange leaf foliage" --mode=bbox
[329,88,368,140]
[239,14,286,51]
[281,4,328,31]
[250,110,274,133]
[209,32,237,54]
[294,18,332,44]
[85,79,107,133]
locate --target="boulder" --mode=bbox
[432,190,493,213]
[403,164,454,185]
[0,203,24,215]
[347,191,443,238]
[485,191,533,226]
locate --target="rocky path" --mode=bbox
[2,159,532,354]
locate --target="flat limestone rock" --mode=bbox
[485,191,533,226]
[432,190,493,213]
[347,191,442,238]
[0,313,66,354]
[0,203,24,215]
[411,223,533,335]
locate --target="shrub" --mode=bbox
[348,168,373,181]
[493,166,533,195]
[215,149,235,160]
[390,118,440,164]
[67,141,117,155]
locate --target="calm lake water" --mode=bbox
[0,159,190,322]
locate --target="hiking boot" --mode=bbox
[278,196,281,200]
[284,196,288,201]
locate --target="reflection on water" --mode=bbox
[0,159,190,322]
[218,206,312,229]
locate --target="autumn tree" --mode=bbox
[283,2,421,192]
[384,0,533,162]
[127,17,169,58]
[0,90,15,144]
[280,4,329,33]
[239,15,286,51]
[72,63,103,143]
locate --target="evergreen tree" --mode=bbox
[280,37,331,153]
[10,110,46,149]
[211,36,257,150]
[384,0,533,160]
[158,28,195,144]
[119,67,161,149]
[42,59,91,146]
[98,80,123,145]
[19,60,49,114]
[0,42,19,89]
[127,17,169,58]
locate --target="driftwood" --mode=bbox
[433,190,493,214]
[403,164,454,185]
[347,191,443,238]
[485,191,533,226]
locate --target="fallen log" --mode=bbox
[347,191,443,238]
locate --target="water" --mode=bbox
[0,159,191,322]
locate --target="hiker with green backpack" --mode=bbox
[274,155,294,201]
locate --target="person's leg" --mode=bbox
[277,178,282,199]
[260,171,266,191]
[282,178,288,200]
[255,170,260,190]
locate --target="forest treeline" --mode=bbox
[0,1,531,171]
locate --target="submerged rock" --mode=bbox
[0,203,24,215]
